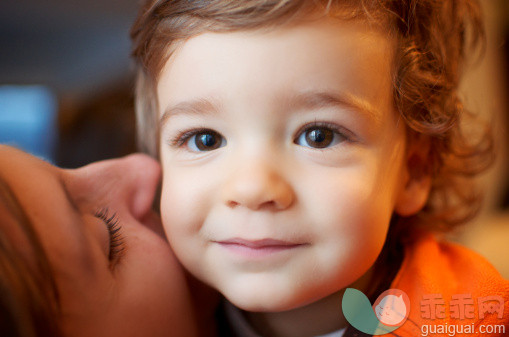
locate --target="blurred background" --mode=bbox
[0,0,139,166]
[0,0,508,276]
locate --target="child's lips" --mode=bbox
[213,238,307,258]
[218,237,302,247]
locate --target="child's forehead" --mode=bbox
[154,5,392,79]
[157,15,396,132]
[162,13,394,74]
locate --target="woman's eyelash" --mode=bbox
[94,208,125,267]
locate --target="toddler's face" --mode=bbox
[158,16,409,311]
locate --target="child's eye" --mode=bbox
[294,123,347,149]
[171,128,226,152]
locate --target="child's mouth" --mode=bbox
[214,238,307,258]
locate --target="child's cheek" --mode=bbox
[160,175,197,230]
[304,162,393,251]
[159,174,204,263]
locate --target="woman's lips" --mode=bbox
[214,238,306,258]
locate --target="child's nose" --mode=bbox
[221,158,294,211]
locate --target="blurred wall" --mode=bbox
[455,0,509,278]
[0,0,139,165]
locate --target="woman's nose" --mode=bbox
[221,159,294,211]
[111,154,161,218]
[70,153,161,220]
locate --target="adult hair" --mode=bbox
[0,178,62,337]
[130,0,494,236]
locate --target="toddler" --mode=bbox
[131,1,509,336]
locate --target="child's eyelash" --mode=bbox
[295,121,353,141]
[168,127,211,147]
[94,208,125,268]
[167,122,353,149]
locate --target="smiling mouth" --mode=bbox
[214,238,306,257]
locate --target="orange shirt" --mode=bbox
[385,235,509,336]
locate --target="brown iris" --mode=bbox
[194,131,222,151]
[304,127,334,148]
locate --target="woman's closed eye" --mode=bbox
[294,122,349,149]
[94,208,125,268]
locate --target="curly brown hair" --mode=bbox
[130,0,494,237]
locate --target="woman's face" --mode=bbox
[0,146,196,337]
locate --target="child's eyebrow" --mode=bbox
[160,97,220,128]
[287,91,382,125]
[159,91,381,127]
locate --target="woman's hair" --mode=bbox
[130,0,494,237]
[0,178,62,337]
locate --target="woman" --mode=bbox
[0,145,198,337]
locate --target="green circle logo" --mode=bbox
[342,288,410,335]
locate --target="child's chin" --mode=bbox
[230,299,301,313]
[216,275,326,312]
[223,289,312,313]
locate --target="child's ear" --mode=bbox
[394,139,432,217]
